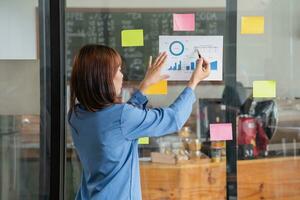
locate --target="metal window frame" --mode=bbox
[39,0,66,199]
[225,0,238,199]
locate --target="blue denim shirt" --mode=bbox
[69,87,196,200]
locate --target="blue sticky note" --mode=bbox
[211,61,218,70]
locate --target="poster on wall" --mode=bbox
[159,35,223,81]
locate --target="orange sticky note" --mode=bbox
[253,80,276,98]
[138,137,149,144]
[144,80,167,95]
[173,13,195,31]
[241,16,264,34]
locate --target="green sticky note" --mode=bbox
[138,137,149,145]
[253,80,276,98]
[121,29,144,47]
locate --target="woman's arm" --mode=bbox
[125,55,210,108]
[187,57,210,89]
[125,52,169,108]
[121,87,195,140]
[126,90,148,109]
[139,52,210,92]
[120,54,210,140]
[138,52,169,94]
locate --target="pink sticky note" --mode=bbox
[210,123,233,141]
[173,13,195,31]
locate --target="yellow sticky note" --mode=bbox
[144,80,168,95]
[138,137,149,145]
[241,16,264,34]
[253,80,276,98]
[121,29,144,47]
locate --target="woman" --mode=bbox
[69,44,210,200]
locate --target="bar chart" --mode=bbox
[159,35,223,81]
[168,60,218,71]
[168,60,198,71]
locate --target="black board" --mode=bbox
[65,9,225,80]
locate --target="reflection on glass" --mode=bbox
[236,0,300,199]
[0,0,40,198]
[65,1,227,199]
[65,0,300,200]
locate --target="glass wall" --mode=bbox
[65,0,228,200]
[0,0,41,199]
[64,0,300,199]
[2,0,300,199]
[236,0,300,199]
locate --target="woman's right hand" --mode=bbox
[139,52,169,94]
[187,57,211,90]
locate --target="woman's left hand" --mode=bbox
[139,52,169,93]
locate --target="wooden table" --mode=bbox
[237,157,300,200]
[140,157,300,200]
[140,159,227,200]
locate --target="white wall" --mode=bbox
[0,0,37,59]
[0,0,39,115]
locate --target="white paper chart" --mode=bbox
[159,35,223,81]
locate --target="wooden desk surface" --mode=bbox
[140,158,227,200]
[140,157,300,200]
[237,156,300,200]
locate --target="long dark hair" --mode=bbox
[69,44,122,114]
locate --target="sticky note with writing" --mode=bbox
[210,123,233,141]
[121,29,144,47]
[138,137,149,145]
[173,13,195,31]
[241,16,264,34]
[144,80,167,95]
[253,80,276,98]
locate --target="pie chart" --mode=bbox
[169,41,184,56]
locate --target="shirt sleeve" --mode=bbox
[127,90,148,109]
[120,87,196,140]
